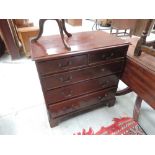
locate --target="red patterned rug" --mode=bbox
[74,117,146,135]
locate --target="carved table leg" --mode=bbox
[133,96,142,122]
[56,19,71,50]
[32,19,46,42]
[62,19,72,37]
[116,87,132,96]
[31,19,71,50]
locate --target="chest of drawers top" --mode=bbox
[30,31,129,61]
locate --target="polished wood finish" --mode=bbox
[37,54,87,75]
[31,31,129,61]
[0,19,20,59]
[121,37,155,110]
[45,75,118,104]
[30,31,129,127]
[41,61,124,90]
[49,87,117,119]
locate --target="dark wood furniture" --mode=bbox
[117,37,155,121]
[30,31,129,127]
[0,19,20,60]
[0,35,5,57]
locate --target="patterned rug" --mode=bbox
[74,117,146,135]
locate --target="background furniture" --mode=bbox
[0,35,5,57]
[13,19,33,28]
[134,19,155,57]
[133,19,155,36]
[92,19,111,31]
[0,19,20,59]
[30,31,129,127]
[17,27,39,57]
[110,19,155,37]
[110,19,137,37]
[66,19,82,26]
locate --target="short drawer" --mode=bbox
[45,75,119,104]
[48,87,117,118]
[42,60,124,90]
[37,54,87,75]
[89,46,128,64]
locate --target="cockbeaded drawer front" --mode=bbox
[89,46,128,64]
[45,75,119,105]
[37,54,88,76]
[49,87,117,118]
[41,60,124,90]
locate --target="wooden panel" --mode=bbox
[30,31,129,61]
[89,46,128,64]
[0,19,20,59]
[122,59,155,109]
[49,87,117,118]
[45,75,119,104]
[37,54,87,75]
[41,60,124,90]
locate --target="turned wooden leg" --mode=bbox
[116,29,118,36]
[110,27,113,34]
[133,96,142,122]
[61,19,72,37]
[129,29,133,37]
[56,19,71,50]
[124,29,127,36]
[32,19,46,42]
[116,87,132,96]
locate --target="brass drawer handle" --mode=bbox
[62,90,73,98]
[59,75,72,82]
[106,52,115,60]
[101,80,109,87]
[58,61,72,68]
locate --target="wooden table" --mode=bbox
[117,37,155,121]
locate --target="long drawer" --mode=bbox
[45,75,119,104]
[37,54,87,75]
[41,60,124,90]
[48,87,117,118]
[89,46,128,64]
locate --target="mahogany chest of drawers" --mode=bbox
[30,31,129,127]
